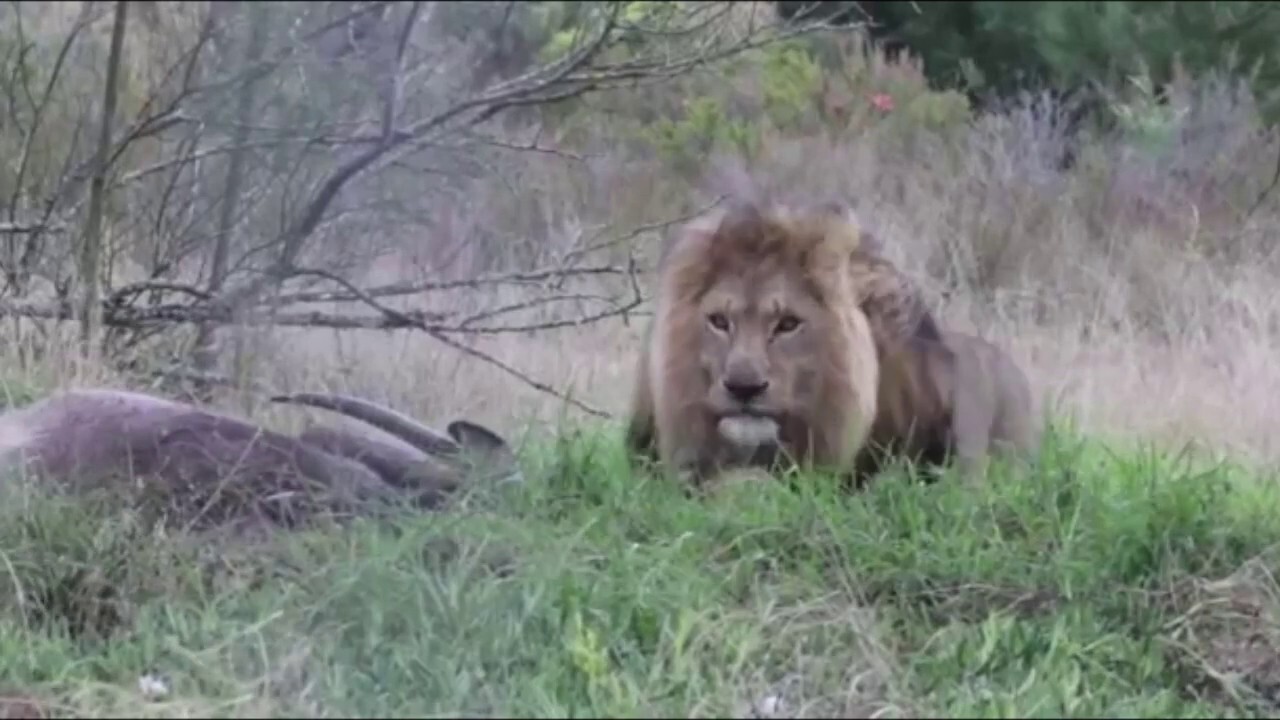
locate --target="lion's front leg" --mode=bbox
[950,389,993,484]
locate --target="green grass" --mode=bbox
[3,422,1280,718]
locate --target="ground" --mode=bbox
[1,421,1279,718]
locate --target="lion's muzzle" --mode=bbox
[717,414,780,451]
[712,357,780,455]
[721,346,770,398]
[722,375,769,404]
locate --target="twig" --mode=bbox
[1244,141,1280,220]
[285,267,613,418]
[143,366,272,395]
[7,2,91,230]
[560,194,728,267]
[454,294,615,329]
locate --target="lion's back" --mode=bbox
[944,331,1040,459]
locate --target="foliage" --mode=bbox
[1107,72,1188,159]
[780,1,1280,125]
[643,97,758,180]
[537,1,701,65]
[761,39,825,131]
[550,30,976,185]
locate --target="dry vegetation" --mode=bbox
[1,3,1277,463]
[4,2,1280,717]
[255,85,1280,464]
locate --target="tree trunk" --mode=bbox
[78,0,129,358]
[190,1,268,399]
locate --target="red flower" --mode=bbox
[870,93,895,113]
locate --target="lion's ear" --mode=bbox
[859,227,885,256]
[817,199,856,219]
[665,200,765,263]
[816,200,885,256]
[716,199,766,240]
[660,208,725,267]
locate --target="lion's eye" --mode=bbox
[774,315,802,335]
[707,312,730,332]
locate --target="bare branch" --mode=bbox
[217,0,824,308]
[7,2,92,228]
[453,294,618,329]
[559,194,729,268]
[189,1,399,99]
[0,222,68,235]
[78,0,129,355]
[191,0,270,383]
[118,139,302,186]
[380,1,424,140]
[459,128,592,164]
[273,264,640,306]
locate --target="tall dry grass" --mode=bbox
[2,32,1279,469]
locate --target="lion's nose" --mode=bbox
[723,376,769,403]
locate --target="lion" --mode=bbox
[801,207,1042,485]
[845,238,944,349]
[626,196,1038,489]
[853,329,1041,484]
[625,199,882,487]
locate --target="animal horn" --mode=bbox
[270,392,461,457]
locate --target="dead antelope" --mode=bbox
[0,388,521,532]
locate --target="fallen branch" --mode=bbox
[0,287,636,418]
[4,287,644,336]
[108,280,213,305]
[0,222,69,235]
[0,299,448,330]
[272,263,642,306]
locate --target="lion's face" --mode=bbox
[641,198,880,482]
[695,262,840,454]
